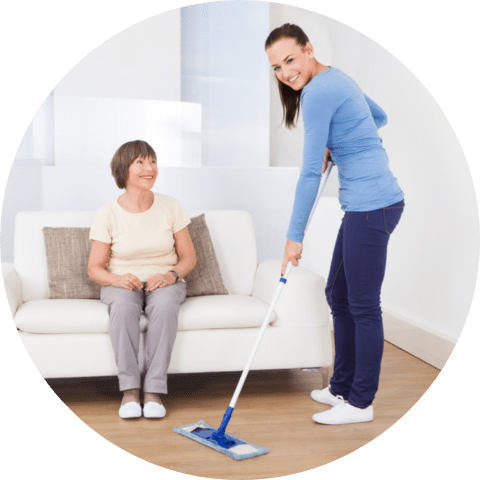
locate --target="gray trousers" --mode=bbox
[101,282,187,393]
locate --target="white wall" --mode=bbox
[270,4,479,341]
[1,161,43,260]
[54,10,181,101]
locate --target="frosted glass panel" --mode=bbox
[181,2,270,167]
[15,93,54,165]
[54,97,201,167]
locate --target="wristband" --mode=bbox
[169,270,179,283]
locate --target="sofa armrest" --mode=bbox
[1,262,23,317]
[252,259,329,328]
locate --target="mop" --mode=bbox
[173,161,334,461]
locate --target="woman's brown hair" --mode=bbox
[110,140,157,189]
[265,23,310,129]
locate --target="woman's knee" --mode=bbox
[325,286,349,310]
[147,285,184,311]
[103,287,142,308]
[108,298,143,325]
[348,301,382,324]
[146,300,179,324]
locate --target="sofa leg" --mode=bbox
[300,366,331,389]
[320,365,332,389]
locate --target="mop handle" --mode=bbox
[228,161,334,410]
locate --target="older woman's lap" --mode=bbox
[100,282,187,393]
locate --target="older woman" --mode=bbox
[88,140,196,419]
[266,24,404,425]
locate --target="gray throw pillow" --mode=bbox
[185,214,228,297]
[43,227,101,299]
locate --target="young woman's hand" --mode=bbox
[145,272,176,291]
[281,239,303,276]
[323,148,334,174]
[112,273,143,290]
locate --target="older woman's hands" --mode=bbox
[112,273,143,290]
[146,272,176,292]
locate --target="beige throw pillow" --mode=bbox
[43,227,101,299]
[185,214,228,297]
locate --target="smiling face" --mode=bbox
[266,37,316,90]
[126,155,158,192]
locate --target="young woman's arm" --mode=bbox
[281,86,338,275]
[286,85,337,243]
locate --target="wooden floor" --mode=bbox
[48,340,439,479]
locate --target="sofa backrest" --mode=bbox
[14,210,258,302]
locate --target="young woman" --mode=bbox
[266,24,404,425]
[88,140,196,419]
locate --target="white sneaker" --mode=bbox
[119,401,142,419]
[312,400,374,425]
[311,385,345,407]
[143,402,166,419]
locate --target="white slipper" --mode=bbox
[119,401,142,419]
[312,400,374,425]
[143,402,166,419]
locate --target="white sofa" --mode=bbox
[2,210,332,379]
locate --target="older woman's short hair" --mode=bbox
[110,140,157,189]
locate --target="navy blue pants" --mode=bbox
[326,200,404,408]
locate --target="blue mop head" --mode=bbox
[173,420,268,461]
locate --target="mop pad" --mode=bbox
[173,420,268,460]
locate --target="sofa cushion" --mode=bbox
[14,295,276,334]
[178,295,276,331]
[14,299,124,334]
[185,214,228,297]
[43,227,101,299]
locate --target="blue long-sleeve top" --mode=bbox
[287,67,404,242]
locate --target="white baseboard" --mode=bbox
[327,310,455,370]
[382,309,456,370]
